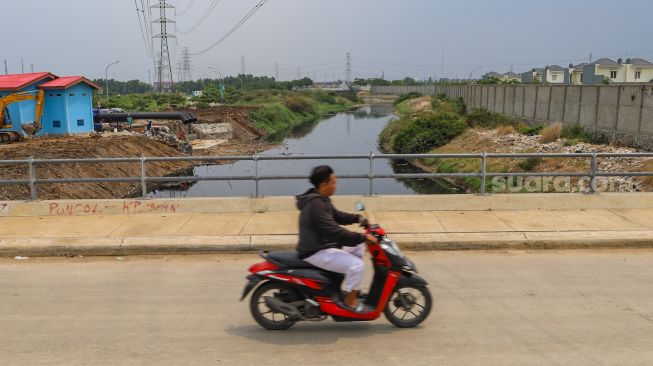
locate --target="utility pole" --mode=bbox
[589,52,593,64]
[275,62,279,80]
[313,70,316,81]
[4,60,7,75]
[21,57,24,73]
[151,0,175,92]
[241,56,246,75]
[346,52,352,85]
[297,67,301,80]
[382,70,385,80]
[30,64,34,73]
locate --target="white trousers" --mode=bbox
[304,243,365,292]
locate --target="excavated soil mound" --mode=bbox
[0,135,191,200]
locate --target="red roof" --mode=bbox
[39,76,101,90]
[0,72,56,91]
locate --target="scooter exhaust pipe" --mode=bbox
[263,296,302,320]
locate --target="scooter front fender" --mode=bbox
[396,272,428,288]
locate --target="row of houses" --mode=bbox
[484,57,653,85]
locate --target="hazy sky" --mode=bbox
[3,0,652,82]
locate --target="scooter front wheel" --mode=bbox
[384,285,432,328]
[250,282,298,330]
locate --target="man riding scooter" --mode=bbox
[296,165,378,310]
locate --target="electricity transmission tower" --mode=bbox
[151,0,175,92]
[181,47,192,81]
[346,52,352,85]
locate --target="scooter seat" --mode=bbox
[265,251,315,269]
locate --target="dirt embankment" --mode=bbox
[0,106,279,200]
[0,135,195,200]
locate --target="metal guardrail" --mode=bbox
[2,152,653,200]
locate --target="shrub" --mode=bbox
[431,96,466,115]
[466,108,513,128]
[311,90,337,105]
[518,124,544,135]
[393,92,422,106]
[497,125,517,135]
[539,122,562,143]
[561,123,592,142]
[392,112,467,154]
[283,96,318,115]
[517,157,543,171]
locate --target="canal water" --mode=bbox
[151,104,460,198]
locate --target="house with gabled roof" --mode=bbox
[542,65,566,84]
[0,72,99,135]
[0,72,56,132]
[624,58,653,83]
[583,58,623,84]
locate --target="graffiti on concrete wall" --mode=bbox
[48,200,181,216]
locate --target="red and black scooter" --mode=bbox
[240,203,431,330]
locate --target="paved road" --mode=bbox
[1,250,653,365]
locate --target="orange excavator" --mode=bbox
[0,89,45,143]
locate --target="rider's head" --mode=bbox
[310,165,336,197]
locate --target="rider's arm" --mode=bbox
[332,208,362,226]
[311,201,367,247]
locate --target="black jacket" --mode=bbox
[295,188,367,259]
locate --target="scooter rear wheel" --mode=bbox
[250,282,299,330]
[384,285,432,328]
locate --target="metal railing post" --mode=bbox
[28,156,37,200]
[368,151,374,195]
[140,156,147,198]
[254,154,260,197]
[480,151,487,195]
[589,151,597,194]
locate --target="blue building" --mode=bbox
[0,72,99,135]
[39,76,100,135]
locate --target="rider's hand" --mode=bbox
[358,215,369,228]
[365,234,378,244]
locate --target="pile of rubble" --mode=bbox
[475,129,651,192]
[144,125,192,154]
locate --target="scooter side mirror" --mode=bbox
[355,202,365,212]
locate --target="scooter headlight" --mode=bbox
[380,239,402,257]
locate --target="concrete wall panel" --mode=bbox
[597,86,619,130]
[523,85,537,118]
[640,107,653,135]
[564,86,581,123]
[535,86,551,120]
[549,86,566,122]
[617,86,643,133]
[579,86,598,128]
[515,86,525,117]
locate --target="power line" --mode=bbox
[178,0,221,34]
[134,0,153,57]
[176,0,196,16]
[190,0,269,56]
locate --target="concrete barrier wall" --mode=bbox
[372,84,653,149]
[7,194,653,216]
